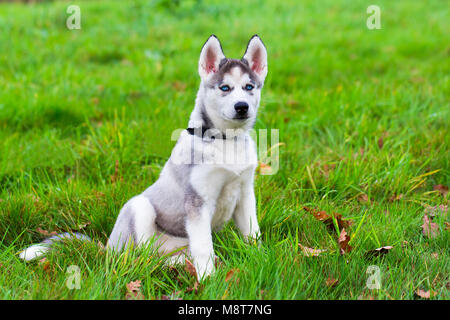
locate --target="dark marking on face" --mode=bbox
[205,58,262,88]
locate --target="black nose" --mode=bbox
[234,101,249,115]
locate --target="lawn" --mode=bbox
[0,0,448,300]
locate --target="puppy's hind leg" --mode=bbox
[130,195,158,246]
[107,195,158,251]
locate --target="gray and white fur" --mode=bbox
[19,34,268,281]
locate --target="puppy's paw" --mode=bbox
[195,260,216,282]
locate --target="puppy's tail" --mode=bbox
[19,232,92,261]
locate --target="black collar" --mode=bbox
[186,127,227,140]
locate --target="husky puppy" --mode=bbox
[20,35,268,281]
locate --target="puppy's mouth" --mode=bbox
[233,115,250,120]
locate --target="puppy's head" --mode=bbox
[198,35,268,130]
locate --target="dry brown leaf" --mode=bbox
[225,269,237,282]
[184,258,197,278]
[389,194,403,202]
[433,184,448,197]
[377,137,384,149]
[36,227,57,237]
[425,205,448,218]
[445,222,450,231]
[365,246,393,258]
[76,222,91,230]
[257,161,272,175]
[38,258,51,273]
[303,207,353,231]
[298,243,327,257]
[357,194,369,203]
[415,289,436,299]
[325,277,339,288]
[303,206,330,221]
[338,229,352,255]
[225,269,240,283]
[422,214,439,238]
[125,280,145,300]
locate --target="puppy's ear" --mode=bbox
[242,35,268,81]
[198,35,225,79]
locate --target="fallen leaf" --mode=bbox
[257,161,272,175]
[445,222,450,231]
[125,280,145,300]
[338,229,352,255]
[433,184,448,197]
[415,289,436,299]
[377,137,384,149]
[389,194,403,202]
[358,194,369,203]
[298,243,327,257]
[225,269,238,282]
[225,269,240,283]
[303,206,329,221]
[36,227,57,237]
[422,214,439,238]
[425,204,448,218]
[184,258,197,278]
[39,258,51,273]
[325,277,339,288]
[77,222,91,230]
[303,207,353,231]
[365,246,393,258]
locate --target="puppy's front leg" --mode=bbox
[233,180,261,243]
[186,204,215,281]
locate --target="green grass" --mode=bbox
[0,0,449,300]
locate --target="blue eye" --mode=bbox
[219,85,231,92]
[245,84,254,91]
